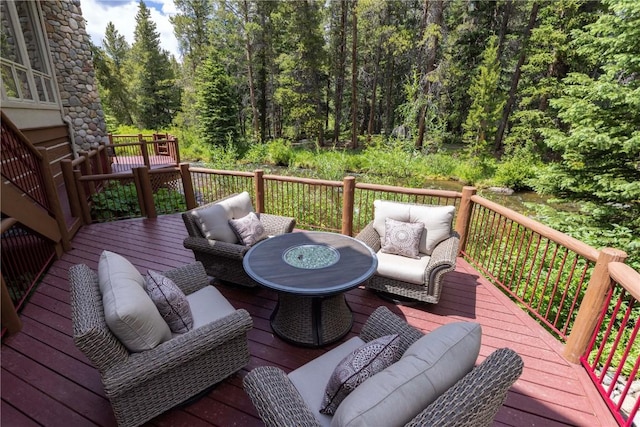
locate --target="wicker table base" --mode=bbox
[271,293,353,347]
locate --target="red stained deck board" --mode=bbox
[1,214,616,427]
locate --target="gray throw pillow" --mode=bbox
[228,212,267,246]
[320,334,401,415]
[145,270,193,334]
[381,218,424,259]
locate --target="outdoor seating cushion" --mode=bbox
[375,250,431,285]
[331,322,481,427]
[145,270,193,334]
[98,251,171,352]
[289,337,366,426]
[381,218,424,259]
[191,191,254,243]
[186,285,237,330]
[228,211,267,246]
[373,200,455,255]
[321,334,401,415]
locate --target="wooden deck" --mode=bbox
[1,214,616,426]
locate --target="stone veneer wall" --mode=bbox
[40,0,108,152]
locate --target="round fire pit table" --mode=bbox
[243,231,377,347]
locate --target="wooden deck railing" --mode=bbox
[580,262,639,426]
[49,152,640,424]
[107,133,180,172]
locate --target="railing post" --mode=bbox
[140,138,151,169]
[36,147,70,253]
[342,176,356,236]
[74,170,92,225]
[134,166,156,219]
[454,186,477,254]
[1,275,22,335]
[254,169,265,213]
[563,247,628,364]
[173,137,181,164]
[61,159,82,219]
[180,163,197,210]
[78,150,96,196]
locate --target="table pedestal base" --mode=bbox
[271,293,353,347]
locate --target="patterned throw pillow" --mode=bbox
[228,212,267,246]
[320,334,401,415]
[145,270,193,334]
[381,218,424,259]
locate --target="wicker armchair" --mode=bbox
[69,261,253,427]
[244,306,523,427]
[355,201,460,303]
[182,194,296,287]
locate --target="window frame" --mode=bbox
[1,1,60,109]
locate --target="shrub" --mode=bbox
[267,139,294,166]
[492,150,539,191]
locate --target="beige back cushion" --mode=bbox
[373,200,455,255]
[98,251,172,352]
[331,322,481,427]
[192,192,254,243]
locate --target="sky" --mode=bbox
[82,0,181,59]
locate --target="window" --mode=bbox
[1,1,57,105]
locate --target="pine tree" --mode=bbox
[462,36,505,158]
[538,0,640,228]
[130,1,181,129]
[195,51,239,145]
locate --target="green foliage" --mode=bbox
[266,139,294,166]
[195,51,240,146]
[491,147,540,191]
[91,181,141,221]
[463,36,505,157]
[536,0,640,232]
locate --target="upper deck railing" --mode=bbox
[3,142,637,425]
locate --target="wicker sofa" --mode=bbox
[69,260,253,427]
[355,200,460,303]
[182,192,296,287]
[244,306,523,427]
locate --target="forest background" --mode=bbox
[92,0,639,268]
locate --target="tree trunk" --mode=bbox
[242,0,260,141]
[333,0,348,144]
[494,2,540,154]
[496,0,513,58]
[416,0,443,149]
[367,41,382,141]
[351,0,358,149]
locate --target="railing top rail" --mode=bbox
[1,217,19,234]
[78,172,134,181]
[147,167,180,175]
[356,181,462,199]
[470,194,600,262]
[189,167,254,177]
[609,262,640,301]
[263,174,343,187]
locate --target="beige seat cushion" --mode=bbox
[288,336,365,427]
[186,285,237,330]
[331,322,481,427]
[98,251,172,352]
[376,250,431,285]
[373,200,455,255]
[191,192,254,243]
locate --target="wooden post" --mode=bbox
[135,166,156,218]
[78,150,96,196]
[74,170,92,225]
[94,145,105,175]
[180,163,197,210]
[454,186,477,254]
[254,169,265,213]
[61,159,82,218]
[173,137,181,165]
[140,139,151,169]
[342,176,356,236]
[563,247,628,364]
[36,148,71,252]
[1,275,22,335]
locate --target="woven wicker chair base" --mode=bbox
[365,265,455,304]
[271,293,353,347]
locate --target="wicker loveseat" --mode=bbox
[182,192,296,287]
[69,259,253,427]
[244,306,523,427]
[355,200,460,303]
